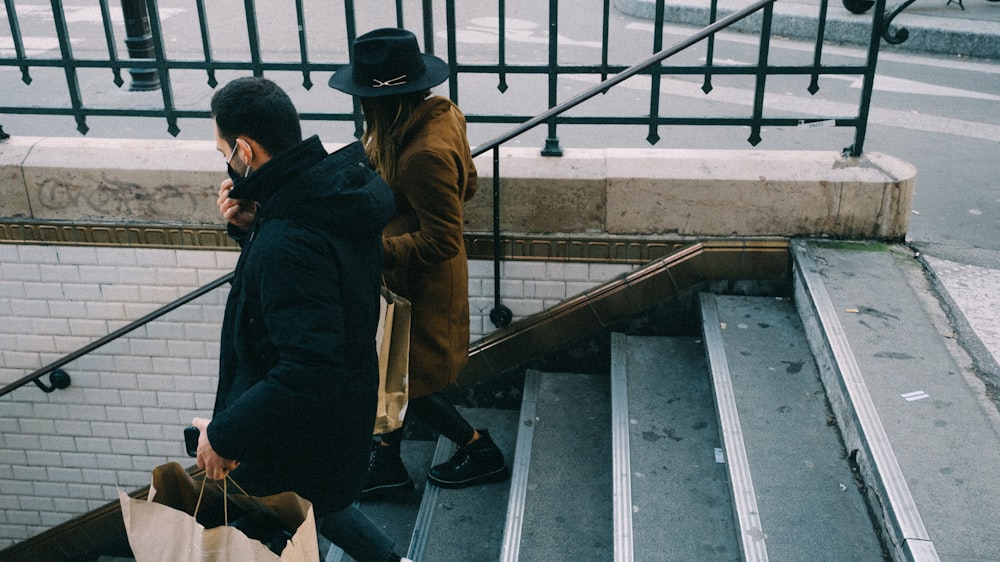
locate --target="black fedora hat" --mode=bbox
[328,28,449,97]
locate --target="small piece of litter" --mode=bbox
[901,390,930,402]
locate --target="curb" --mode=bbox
[615,0,1000,59]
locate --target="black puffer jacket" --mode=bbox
[208,136,394,515]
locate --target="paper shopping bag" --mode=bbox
[373,284,411,435]
[119,462,319,562]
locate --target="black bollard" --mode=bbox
[120,0,161,91]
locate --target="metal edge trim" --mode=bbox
[499,369,541,562]
[610,332,634,562]
[406,437,457,561]
[699,292,770,562]
[789,239,938,561]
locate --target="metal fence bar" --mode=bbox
[96,0,124,88]
[421,0,434,55]
[446,0,459,103]
[143,0,179,136]
[702,0,719,93]
[542,0,561,156]
[747,2,774,146]
[497,0,508,92]
[244,0,263,77]
[647,0,666,145]
[194,0,218,87]
[810,0,831,94]
[4,0,31,84]
[848,0,888,156]
[295,0,312,89]
[601,0,611,82]
[48,0,88,134]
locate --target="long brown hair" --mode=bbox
[360,90,430,185]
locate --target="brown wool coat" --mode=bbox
[382,96,478,398]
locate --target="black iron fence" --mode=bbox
[1,0,889,155]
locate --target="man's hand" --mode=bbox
[217,179,256,230]
[192,417,239,480]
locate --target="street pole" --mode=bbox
[120,0,160,91]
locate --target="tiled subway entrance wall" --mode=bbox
[0,242,632,548]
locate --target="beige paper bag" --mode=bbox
[119,462,318,562]
[373,284,411,435]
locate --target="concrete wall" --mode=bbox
[1,137,915,239]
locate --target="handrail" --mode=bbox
[472,0,778,328]
[0,272,235,400]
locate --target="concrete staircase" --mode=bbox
[336,296,885,561]
[92,240,1000,561]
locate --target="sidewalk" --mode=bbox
[617,0,1000,59]
[922,256,1000,389]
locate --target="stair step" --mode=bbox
[796,241,1000,560]
[703,293,883,560]
[503,370,613,561]
[407,407,518,562]
[611,333,739,561]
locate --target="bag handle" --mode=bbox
[193,472,251,525]
[381,277,396,304]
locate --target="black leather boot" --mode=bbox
[360,440,413,500]
[427,429,509,489]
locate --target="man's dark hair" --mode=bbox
[211,77,302,156]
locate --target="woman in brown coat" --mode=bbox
[329,27,508,497]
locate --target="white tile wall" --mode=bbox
[0,244,632,549]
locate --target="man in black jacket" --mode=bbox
[193,76,406,562]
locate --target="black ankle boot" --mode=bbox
[360,440,413,500]
[427,429,509,489]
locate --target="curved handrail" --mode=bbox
[0,272,234,400]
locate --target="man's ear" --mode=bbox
[240,137,272,168]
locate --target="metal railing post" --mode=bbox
[120,0,160,91]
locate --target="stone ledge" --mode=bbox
[0,137,915,241]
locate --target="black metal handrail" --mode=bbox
[0,272,234,400]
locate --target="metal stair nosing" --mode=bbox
[405,438,457,562]
[790,240,939,562]
[699,293,769,562]
[610,333,634,562]
[498,369,541,562]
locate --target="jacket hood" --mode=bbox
[229,136,394,239]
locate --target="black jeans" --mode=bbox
[381,392,475,447]
[319,504,398,562]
